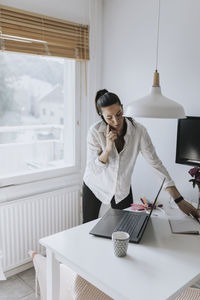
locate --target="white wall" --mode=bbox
[0,0,89,24]
[102,0,200,204]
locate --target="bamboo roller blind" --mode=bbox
[0,4,89,60]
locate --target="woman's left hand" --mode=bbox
[177,199,200,218]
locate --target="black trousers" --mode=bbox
[82,182,133,223]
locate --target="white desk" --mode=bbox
[40,212,200,300]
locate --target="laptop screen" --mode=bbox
[148,178,165,219]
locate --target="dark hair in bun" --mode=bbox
[95,89,122,115]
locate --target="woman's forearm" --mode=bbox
[98,149,110,164]
[165,186,182,200]
[166,186,199,217]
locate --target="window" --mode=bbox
[0,4,89,183]
[0,51,77,178]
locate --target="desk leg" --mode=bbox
[46,249,60,300]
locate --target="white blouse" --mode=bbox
[83,118,174,205]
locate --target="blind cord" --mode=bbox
[0,9,5,51]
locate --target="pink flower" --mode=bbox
[189,167,200,189]
[189,167,200,177]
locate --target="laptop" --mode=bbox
[90,178,165,243]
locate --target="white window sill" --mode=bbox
[0,164,82,203]
[0,163,81,187]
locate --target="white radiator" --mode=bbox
[0,186,81,272]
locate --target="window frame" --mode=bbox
[0,60,81,188]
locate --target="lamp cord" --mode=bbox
[155,0,161,71]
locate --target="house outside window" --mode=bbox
[0,52,77,179]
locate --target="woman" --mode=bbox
[82,89,199,223]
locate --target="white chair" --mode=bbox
[29,251,113,300]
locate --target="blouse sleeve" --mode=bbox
[139,125,175,188]
[86,128,108,173]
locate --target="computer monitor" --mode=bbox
[176,116,200,166]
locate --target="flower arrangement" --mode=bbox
[188,167,200,189]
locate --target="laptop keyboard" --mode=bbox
[114,213,142,237]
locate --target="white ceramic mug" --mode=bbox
[112,231,130,257]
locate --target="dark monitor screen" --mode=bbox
[176,116,200,166]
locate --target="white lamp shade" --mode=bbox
[125,86,186,119]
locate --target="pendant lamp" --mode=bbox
[125,0,185,119]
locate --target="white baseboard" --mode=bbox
[0,270,6,280]
[4,261,33,278]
